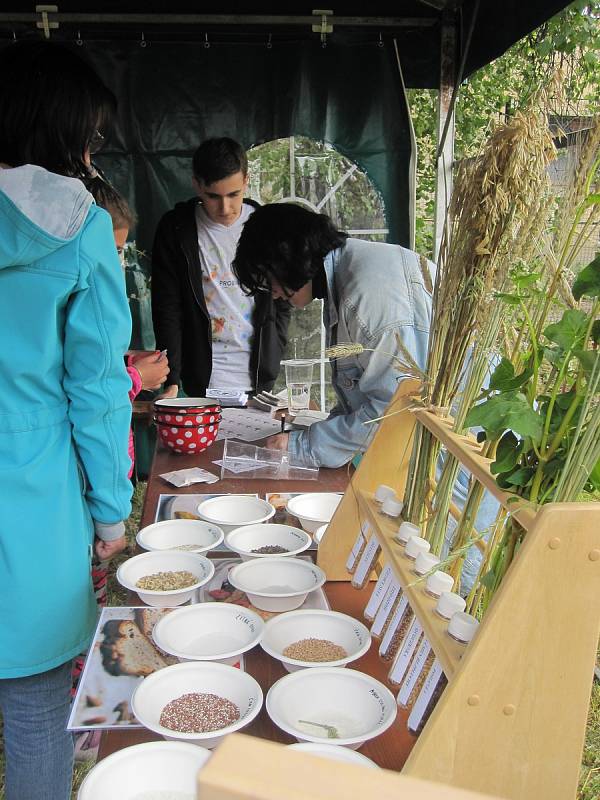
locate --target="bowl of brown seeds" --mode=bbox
[224,523,312,561]
[116,550,215,607]
[260,609,371,672]
[131,661,263,749]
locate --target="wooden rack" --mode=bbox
[315,379,600,800]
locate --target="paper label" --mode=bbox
[345,531,366,572]
[364,564,393,619]
[388,617,424,685]
[407,660,444,732]
[371,580,401,637]
[397,639,432,707]
[378,596,409,656]
[352,536,381,586]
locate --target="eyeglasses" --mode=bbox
[89,130,105,155]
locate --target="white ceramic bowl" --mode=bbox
[227,557,326,612]
[152,603,265,666]
[77,740,211,799]
[287,742,379,769]
[131,661,263,749]
[136,519,224,555]
[197,495,275,534]
[260,610,371,672]
[313,524,328,545]
[286,493,342,534]
[116,551,215,607]
[225,523,312,561]
[266,667,397,749]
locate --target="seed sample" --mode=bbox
[136,570,197,591]
[282,638,348,662]
[250,545,290,554]
[159,692,239,733]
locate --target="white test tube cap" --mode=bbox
[414,551,441,576]
[426,570,454,597]
[436,591,466,619]
[375,484,396,503]
[448,611,480,643]
[381,496,404,518]
[404,535,431,560]
[395,521,420,544]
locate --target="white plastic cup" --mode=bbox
[435,591,466,620]
[395,521,420,544]
[284,360,314,413]
[425,570,454,598]
[404,535,431,561]
[381,497,403,518]
[448,611,479,644]
[413,551,441,577]
[374,484,396,504]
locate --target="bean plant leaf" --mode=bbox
[543,309,589,351]
[490,430,522,475]
[465,392,544,444]
[573,349,600,377]
[592,320,600,345]
[588,459,600,492]
[502,466,535,487]
[488,358,533,392]
[494,292,522,306]
[572,253,600,301]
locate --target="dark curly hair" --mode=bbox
[0,41,116,180]
[87,173,136,231]
[233,203,347,296]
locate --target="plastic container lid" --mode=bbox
[395,521,420,544]
[404,535,431,560]
[374,484,396,504]
[413,551,441,576]
[425,570,454,598]
[435,591,466,620]
[381,496,403,518]
[447,611,480,643]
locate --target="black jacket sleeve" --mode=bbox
[151,213,184,388]
[274,298,292,355]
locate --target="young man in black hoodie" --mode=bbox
[151,137,290,400]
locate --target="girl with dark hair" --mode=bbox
[233,202,435,468]
[0,42,132,800]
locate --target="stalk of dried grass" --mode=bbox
[404,94,556,525]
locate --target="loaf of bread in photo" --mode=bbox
[100,620,170,677]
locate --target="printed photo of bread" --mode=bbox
[100,619,171,677]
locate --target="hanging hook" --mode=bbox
[378,32,384,48]
[140,31,147,48]
[266,33,272,50]
[204,32,210,49]
[76,29,83,46]
[12,30,17,43]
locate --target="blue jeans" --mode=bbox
[0,660,74,800]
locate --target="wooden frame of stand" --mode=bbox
[314,379,600,800]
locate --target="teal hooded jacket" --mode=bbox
[0,165,133,678]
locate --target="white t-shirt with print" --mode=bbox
[195,203,256,392]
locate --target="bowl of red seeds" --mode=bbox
[131,661,263,749]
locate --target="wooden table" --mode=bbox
[99,436,417,771]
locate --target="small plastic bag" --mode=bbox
[159,467,219,487]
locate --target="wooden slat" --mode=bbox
[357,490,464,678]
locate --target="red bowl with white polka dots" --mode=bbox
[156,418,221,455]
[153,411,222,427]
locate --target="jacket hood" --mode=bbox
[0,165,92,269]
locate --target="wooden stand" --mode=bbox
[315,384,600,799]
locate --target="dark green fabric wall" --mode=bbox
[88,40,412,258]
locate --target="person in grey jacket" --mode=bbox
[232,203,435,468]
